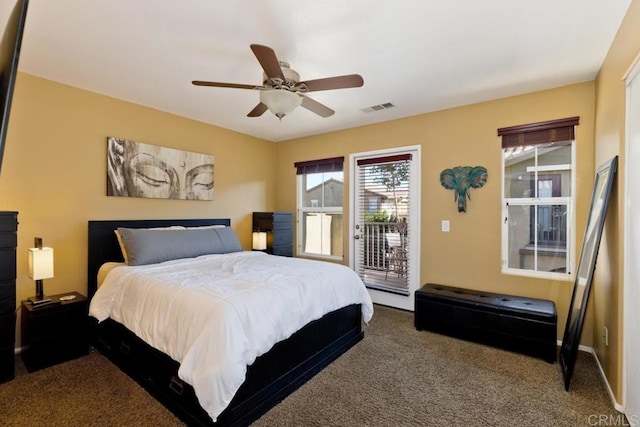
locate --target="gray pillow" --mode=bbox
[117,226,243,266]
[211,226,243,254]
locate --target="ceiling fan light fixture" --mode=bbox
[260,89,302,119]
[193,44,363,119]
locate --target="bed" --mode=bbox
[87,218,373,426]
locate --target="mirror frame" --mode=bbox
[560,155,618,390]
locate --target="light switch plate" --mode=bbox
[441,220,450,232]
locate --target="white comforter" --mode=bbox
[89,251,373,422]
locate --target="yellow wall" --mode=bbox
[276,81,596,343]
[3,37,623,383]
[1,74,275,345]
[593,0,640,403]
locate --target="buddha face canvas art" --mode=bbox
[107,137,214,201]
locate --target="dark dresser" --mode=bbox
[0,211,17,383]
[252,212,293,257]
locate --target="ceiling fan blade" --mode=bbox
[247,102,268,117]
[250,44,286,81]
[301,95,334,118]
[298,74,364,92]
[192,81,260,90]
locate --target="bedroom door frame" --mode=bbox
[623,53,640,421]
[349,145,421,311]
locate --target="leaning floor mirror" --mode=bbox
[560,155,618,391]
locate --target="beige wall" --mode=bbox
[276,81,596,343]
[593,0,640,403]
[1,74,275,345]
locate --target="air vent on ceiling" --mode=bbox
[362,102,395,113]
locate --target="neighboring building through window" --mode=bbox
[498,117,579,279]
[294,157,344,259]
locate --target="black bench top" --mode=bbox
[416,283,557,322]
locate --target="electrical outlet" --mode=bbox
[441,220,450,232]
[604,326,609,346]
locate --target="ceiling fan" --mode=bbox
[192,44,364,120]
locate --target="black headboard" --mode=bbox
[87,218,231,298]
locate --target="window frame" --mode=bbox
[498,116,579,281]
[295,164,344,261]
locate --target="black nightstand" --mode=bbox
[21,291,89,372]
[252,212,293,257]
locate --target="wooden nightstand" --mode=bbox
[21,291,89,372]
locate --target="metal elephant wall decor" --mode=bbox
[439,166,488,213]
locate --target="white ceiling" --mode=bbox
[2,0,632,142]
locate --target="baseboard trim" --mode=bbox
[554,341,624,412]
[579,344,592,353]
[554,340,592,353]
[591,347,625,413]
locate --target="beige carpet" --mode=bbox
[0,305,622,426]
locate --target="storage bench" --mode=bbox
[415,283,557,362]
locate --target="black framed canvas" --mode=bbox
[560,155,618,391]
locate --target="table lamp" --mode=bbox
[28,237,54,305]
[252,231,267,251]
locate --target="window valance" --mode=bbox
[497,116,580,148]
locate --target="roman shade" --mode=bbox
[294,156,344,175]
[356,153,412,166]
[497,116,580,148]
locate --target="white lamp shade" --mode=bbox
[28,247,54,280]
[259,89,302,118]
[252,232,267,250]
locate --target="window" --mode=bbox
[498,117,578,279]
[295,157,344,259]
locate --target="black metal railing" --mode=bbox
[362,222,407,271]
